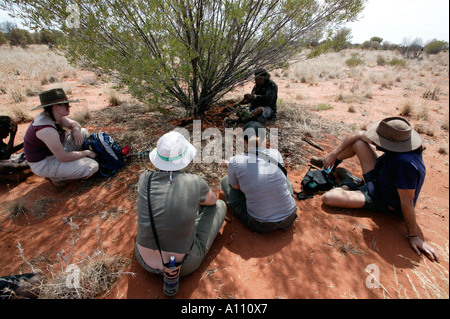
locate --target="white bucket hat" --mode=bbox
[149,131,196,171]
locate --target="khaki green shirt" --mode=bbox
[136,170,210,254]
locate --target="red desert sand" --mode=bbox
[1,55,448,299]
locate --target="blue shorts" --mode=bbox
[360,170,398,214]
[339,170,398,214]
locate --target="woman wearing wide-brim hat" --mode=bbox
[23,88,99,188]
[318,116,440,263]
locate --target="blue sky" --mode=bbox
[1,0,449,45]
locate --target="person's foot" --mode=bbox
[256,115,266,124]
[45,178,69,189]
[310,156,324,168]
[335,167,364,186]
[224,117,239,127]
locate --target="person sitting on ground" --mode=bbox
[0,116,29,175]
[23,88,98,188]
[227,69,278,125]
[221,121,297,233]
[135,131,227,277]
[319,116,440,262]
[0,273,42,299]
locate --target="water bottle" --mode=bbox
[163,256,180,296]
[323,165,333,174]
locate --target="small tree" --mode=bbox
[398,38,423,59]
[3,0,366,116]
[369,36,383,44]
[7,28,34,48]
[0,31,6,45]
[361,40,380,50]
[424,39,449,55]
[331,27,353,52]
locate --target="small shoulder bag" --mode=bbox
[146,172,183,293]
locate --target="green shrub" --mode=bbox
[345,53,364,67]
[0,31,6,46]
[376,55,387,66]
[424,40,449,55]
[389,58,406,68]
[7,28,34,47]
[315,103,333,111]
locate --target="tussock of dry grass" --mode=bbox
[15,242,133,299]
[0,45,76,123]
[38,250,132,299]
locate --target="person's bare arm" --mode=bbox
[199,188,218,206]
[36,127,95,162]
[323,131,371,169]
[59,117,84,145]
[398,188,440,262]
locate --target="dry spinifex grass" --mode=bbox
[15,241,133,299]
[38,249,132,299]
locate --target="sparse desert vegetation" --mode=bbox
[0,43,448,299]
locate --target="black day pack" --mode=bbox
[300,167,338,196]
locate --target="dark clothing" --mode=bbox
[250,79,278,115]
[0,141,8,160]
[24,122,65,163]
[359,170,399,213]
[0,273,36,299]
[366,151,425,211]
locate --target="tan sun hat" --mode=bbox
[367,117,422,152]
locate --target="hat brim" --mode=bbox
[367,120,422,152]
[30,99,79,111]
[149,142,197,171]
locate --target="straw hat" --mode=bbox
[367,117,422,152]
[149,131,196,171]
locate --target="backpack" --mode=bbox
[300,167,338,196]
[83,132,125,177]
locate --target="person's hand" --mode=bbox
[9,120,17,135]
[408,236,440,262]
[72,128,84,145]
[244,94,255,101]
[323,154,336,170]
[85,150,97,159]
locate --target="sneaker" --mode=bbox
[224,117,239,127]
[256,115,266,124]
[45,177,68,189]
[310,156,324,168]
[335,167,364,187]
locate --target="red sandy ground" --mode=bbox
[0,65,448,299]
